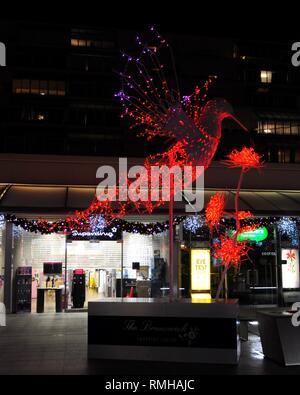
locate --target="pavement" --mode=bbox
[0,311,300,375]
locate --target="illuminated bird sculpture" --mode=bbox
[11,28,248,231]
[71,28,247,224]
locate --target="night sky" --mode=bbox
[1,1,299,41]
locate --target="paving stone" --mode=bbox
[0,312,300,375]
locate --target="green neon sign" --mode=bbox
[236,227,268,242]
[228,227,268,242]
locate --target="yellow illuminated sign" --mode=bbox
[191,293,212,303]
[191,249,211,292]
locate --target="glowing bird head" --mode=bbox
[201,98,248,140]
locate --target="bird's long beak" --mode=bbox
[229,114,248,132]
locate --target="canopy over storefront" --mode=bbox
[1,153,300,216]
[1,183,300,216]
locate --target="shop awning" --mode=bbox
[1,184,300,216]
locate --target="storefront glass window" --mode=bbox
[65,239,122,307]
[0,220,5,304]
[12,227,65,312]
[65,231,170,306]
[10,220,171,311]
[122,232,169,298]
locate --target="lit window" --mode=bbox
[39,80,48,96]
[283,122,291,135]
[71,39,79,47]
[261,70,272,84]
[49,80,57,96]
[291,122,300,135]
[263,122,275,134]
[22,80,30,94]
[13,79,65,96]
[276,122,284,134]
[13,79,21,94]
[31,80,39,95]
[258,120,300,135]
[71,37,115,49]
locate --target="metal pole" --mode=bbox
[225,271,228,300]
[169,174,174,300]
[4,222,13,313]
[121,234,124,299]
[275,225,284,307]
[64,235,68,310]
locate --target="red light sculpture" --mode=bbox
[208,147,264,300]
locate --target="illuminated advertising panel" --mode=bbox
[229,227,268,242]
[281,249,300,289]
[191,249,211,292]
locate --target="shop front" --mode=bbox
[181,220,300,306]
[0,215,299,312]
[1,185,300,312]
[0,215,300,312]
[8,218,170,312]
[2,155,300,312]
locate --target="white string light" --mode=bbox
[183,215,205,233]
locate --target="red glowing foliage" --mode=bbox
[213,235,251,268]
[237,224,259,235]
[205,192,225,229]
[222,147,264,171]
[237,211,253,220]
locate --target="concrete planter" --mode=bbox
[88,298,240,364]
[258,310,300,366]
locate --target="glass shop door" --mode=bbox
[228,250,278,305]
[245,251,278,305]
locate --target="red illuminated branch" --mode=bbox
[213,235,252,301]
[211,148,264,301]
[205,192,225,230]
[237,211,253,220]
